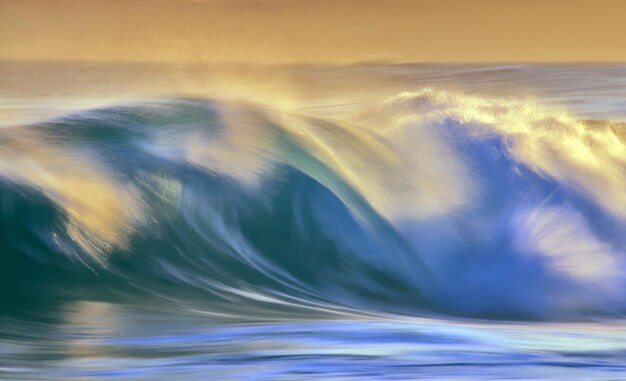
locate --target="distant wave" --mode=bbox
[1,90,625,320]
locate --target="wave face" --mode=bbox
[2,89,626,320]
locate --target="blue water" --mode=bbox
[4,308,626,380]
[1,62,626,380]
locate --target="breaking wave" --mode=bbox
[2,89,626,320]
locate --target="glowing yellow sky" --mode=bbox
[1,0,625,63]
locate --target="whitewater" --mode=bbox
[1,62,626,380]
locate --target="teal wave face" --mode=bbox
[1,93,625,320]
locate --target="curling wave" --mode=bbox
[1,89,625,320]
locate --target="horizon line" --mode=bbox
[3,57,626,66]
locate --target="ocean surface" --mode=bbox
[1,61,626,380]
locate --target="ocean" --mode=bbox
[1,61,626,380]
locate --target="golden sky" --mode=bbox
[1,0,625,63]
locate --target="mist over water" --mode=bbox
[1,62,626,380]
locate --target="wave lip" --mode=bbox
[1,91,625,320]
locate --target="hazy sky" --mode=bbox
[1,0,625,63]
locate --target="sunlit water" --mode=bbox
[1,61,626,380]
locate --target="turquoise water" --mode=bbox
[1,62,626,380]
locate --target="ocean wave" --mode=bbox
[1,90,625,320]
